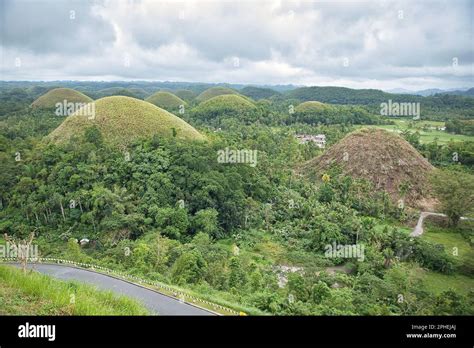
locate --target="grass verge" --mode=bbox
[0,265,149,315]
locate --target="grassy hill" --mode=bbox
[300,128,435,203]
[31,88,93,108]
[196,86,240,102]
[95,87,144,99]
[145,91,187,112]
[295,101,334,113]
[128,88,150,99]
[47,96,205,147]
[0,265,148,315]
[174,89,197,103]
[193,94,256,118]
[191,94,258,127]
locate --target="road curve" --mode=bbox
[411,211,474,237]
[411,212,447,237]
[8,263,214,316]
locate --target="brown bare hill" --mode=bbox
[300,128,435,203]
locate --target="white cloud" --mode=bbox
[0,0,472,89]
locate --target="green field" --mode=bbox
[360,119,474,144]
[419,271,473,296]
[422,222,474,271]
[418,223,474,296]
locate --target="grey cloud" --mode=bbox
[0,0,472,90]
[1,0,115,54]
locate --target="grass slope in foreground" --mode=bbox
[47,96,206,147]
[0,265,149,315]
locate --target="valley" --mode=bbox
[1,82,473,316]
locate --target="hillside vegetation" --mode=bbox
[240,86,280,100]
[286,86,474,120]
[293,101,379,125]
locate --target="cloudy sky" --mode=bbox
[1,0,473,90]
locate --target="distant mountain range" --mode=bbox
[2,80,473,100]
[385,87,473,97]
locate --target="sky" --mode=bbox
[0,0,473,90]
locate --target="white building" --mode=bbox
[295,134,326,148]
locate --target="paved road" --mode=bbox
[9,263,214,316]
[411,212,447,237]
[411,212,473,237]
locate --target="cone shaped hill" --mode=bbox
[145,91,187,112]
[174,89,197,102]
[295,101,334,112]
[47,96,205,147]
[192,94,257,124]
[196,86,241,102]
[31,88,93,108]
[194,94,256,113]
[96,87,149,99]
[300,128,435,204]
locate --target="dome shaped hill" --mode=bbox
[294,101,377,125]
[128,88,150,99]
[193,94,256,116]
[31,88,93,108]
[300,128,435,204]
[196,86,240,102]
[145,91,187,112]
[174,89,197,103]
[295,101,334,113]
[192,94,258,125]
[96,87,143,99]
[47,96,205,147]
